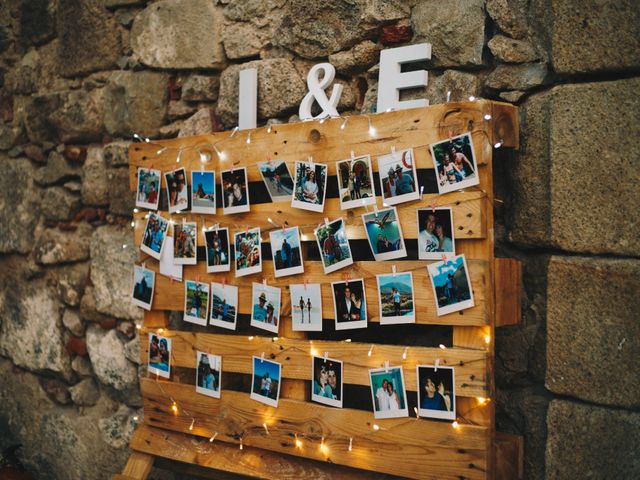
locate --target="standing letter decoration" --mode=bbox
[239,68,258,130]
[299,63,344,120]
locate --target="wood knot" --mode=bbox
[308,129,321,143]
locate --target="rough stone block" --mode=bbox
[546,256,640,409]
[62,309,85,337]
[34,151,82,187]
[35,224,92,265]
[49,89,105,143]
[222,21,266,60]
[488,35,540,63]
[53,262,90,307]
[103,140,131,167]
[546,400,640,479]
[86,325,138,392]
[486,0,529,39]
[328,40,380,75]
[82,146,109,206]
[108,167,136,216]
[549,0,640,74]
[507,78,640,256]
[131,0,225,69]
[181,74,220,102]
[485,63,549,91]
[41,187,82,222]
[69,378,100,406]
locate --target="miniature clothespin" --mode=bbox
[263,278,267,289]
[402,347,408,360]
[420,185,424,200]
[392,265,397,276]
[308,155,314,166]
[260,352,265,363]
[222,277,226,289]
[434,358,440,372]
[245,225,249,235]
[391,146,397,159]
[368,344,374,357]
[324,217,329,227]
[446,90,451,103]
[304,278,308,290]
[384,360,390,373]
[430,199,438,213]
[350,150,355,160]
[448,130,454,142]
[374,205,379,217]
[323,351,329,361]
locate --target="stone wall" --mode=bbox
[0,1,638,479]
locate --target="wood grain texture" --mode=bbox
[140,259,489,327]
[495,432,524,480]
[120,452,154,479]
[139,331,488,397]
[141,379,488,480]
[495,258,522,327]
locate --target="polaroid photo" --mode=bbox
[173,222,197,265]
[270,226,304,278]
[376,271,415,325]
[362,206,407,261]
[159,236,183,281]
[258,160,294,202]
[234,227,262,277]
[417,208,456,260]
[191,170,216,214]
[430,132,480,194]
[209,282,238,330]
[311,356,343,408]
[336,154,376,210]
[291,160,328,212]
[417,365,456,420]
[369,366,409,419]
[140,212,170,260]
[204,227,231,273]
[136,167,161,211]
[131,264,155,311]
[427,254,475,316]
[165,168,189,213]
[332,279,367,331]
[148,334,171,379]
[314,218,353,274]
[184,280,210,326]
[250,356,282,407]
[290,283,323,332]
[250,282,281,334]
[195,351,222,399]
[377,148,420,206]
[221,167,250,214]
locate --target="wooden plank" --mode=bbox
[132,190,487,243]
[128,101,510,190]
[139,332,489,397]
[121,452,154,479]
[495,257,522,327]
[141,259,489,327]
[495,432,524,480]
[130,424,394,480]
[112,476,139,480]
[141,379,488,480]
[143,310,169,329]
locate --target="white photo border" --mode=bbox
[361,206,407,261]
[375,271,415,325]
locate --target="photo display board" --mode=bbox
[126,101,520,480]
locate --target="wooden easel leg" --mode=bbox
[115,452,155,480]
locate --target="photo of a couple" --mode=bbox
[430,132,480,194]
[311,356,343,408]
[292,160,328,212]
[290,283,323,331]
[135,167,160,210]
[369,366,409,419]
[417,365,456,420]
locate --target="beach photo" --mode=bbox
[291,160,328,212]
[183,280,210,326]
[148,334,171,379]
[290,283,323,332]
[165,168,189,213]
[376,271,415,325]
[136,167,161,211]
[204,227,231,273]
[131,264,155,311]
[196,352,221,399]
[362,206,407,261]
[234,228,262,277]
[250,282,281,334]
[311,356,343,408]
[269,226,304,278]
[140,212,170,260]
[314,218,353,274]
[336,154,376,210]
[191,170,216,214]
[417,365,456,420]
[173,221,197,265]
[417,208,455,260]
[221,167,250,214]
[209,282,238,330]
[369,366,408,419]
[427,254,475,316]
[250,356,282,407]
[377,148,419,206]
[258,160,294,202]
[332,279,367,331]
[430,133,479,194]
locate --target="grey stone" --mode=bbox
[158,120,184,138]
[35,225,92,265]
[64,180,82,193]
[21,93,62,144]
[71,355,94,376]
[0,279,72,380]
[181,75,220,102]
[98,404,140,448]
[507,78,640,255]
[546,400,640,479]
[57,0,122,77]
[80,285,117,324]
[103,71,169,138]
[412,0,485,67]
[82,146,109,206]
[0,157,39,254]
[484,63,549,91]
[424,69,480,104]
[34,151,82,187]
[4,49,39,94]
[546,256,640,409]
[168,100,197,120]
[486,0,529,39]
[488,35,540,63]
[41,187,82,222]
[38,377,72,405]
[104,0,143,8]
[0,123,24,150]
[217,58,306,127]
[123,336,141,364]
[69,378,100,406]
[104,140,131,167]
[222,21,266,60]
[131,0,225,69]
[328,40,380,75]
[499,90,526,103]
[108,168,136,216]
[19,0,56,47]
[90,225,141,321]
[49,89,106,143]
[62,309,85,336]
[178,108,215,137]
[549,0,640,74]
[86,325,138,392]
[54,262,90,307]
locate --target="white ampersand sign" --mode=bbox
[298,63,344,121]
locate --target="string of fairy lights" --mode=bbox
[129,97,500,456]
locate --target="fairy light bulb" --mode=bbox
[484,114,492,120]
[209,432,218,442]
[477,397,488,406]
[133,208,139,214]
[367,117,376,137]
[484,334,491,344]
[130,220,135,228]
[170,401,178,414]
[246,132,251,144]
[402,347,408,360]
[494,140,503,149]
[439,344,447,350]
[348,437,353,452]
[189,418,195,431]
[368,345,374,357]
[320,436,328,454]
[267,124,272,133]
[295,434,302,449]
[239,438,244,450]
[248,336,254,341]
[452,420,460,429]
[263,423,269,435]
[372,424,380,431]
[340,117,348,130]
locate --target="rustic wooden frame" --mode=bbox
[118,101,521,480]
